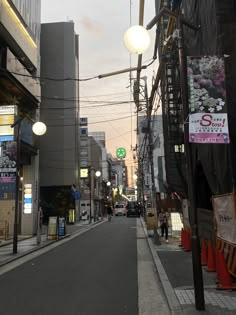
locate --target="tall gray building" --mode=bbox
[40,22,80,217]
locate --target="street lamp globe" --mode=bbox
[107,181,111,186]
[95,170,101,178]
[32,122,47,136]
[124,25,151,54]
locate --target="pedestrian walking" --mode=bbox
[107,204,113,222]
[159,208,169,242]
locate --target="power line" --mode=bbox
[0,59,155,82]
[46,115,133,127]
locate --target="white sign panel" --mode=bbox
[0,105,17,115]
[213,194,236,243]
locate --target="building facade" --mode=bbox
[137,114,166,204]
[0,0,41,236]
[40,22,80,220]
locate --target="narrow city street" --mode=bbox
[0,217,169,315]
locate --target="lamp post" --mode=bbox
[95,170,101,221]
[106,181,111,202]
[33,122,47,246]
[124,9,205,311]
[12,119,47,254]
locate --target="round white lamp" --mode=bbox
[95,170,101,178]
[124,25,151,54]
[32,122,47,136]
[107,181,111,186]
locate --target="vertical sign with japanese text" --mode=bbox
[187,56,230,143]
[0,141,17,200]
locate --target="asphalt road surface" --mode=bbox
[0,217,139,315]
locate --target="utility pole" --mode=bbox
[143,76,156,210]
[177,16,205,310]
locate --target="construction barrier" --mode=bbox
[217,238,236,277]
[216,248,235,291]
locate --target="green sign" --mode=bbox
[116,147,126,159]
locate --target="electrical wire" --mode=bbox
[0,58,156,82]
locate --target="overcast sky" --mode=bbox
[41,0,157,170]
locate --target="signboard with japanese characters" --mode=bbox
[0,141,17,200]
[187,56,230,144]
[212,193,236,244]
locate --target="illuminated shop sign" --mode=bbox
[80,168,88,178]
[0,105,17,115]
[0,105,17,136]
[23,184,32,214]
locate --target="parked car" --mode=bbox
[126,201,140,217]
[114,204,126,216]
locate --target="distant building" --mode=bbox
[137,114,166,203]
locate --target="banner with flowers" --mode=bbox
[187,56,230,143]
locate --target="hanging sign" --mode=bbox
[187,56,230,144]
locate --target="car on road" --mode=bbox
[114,204,126,216]
[126,201,140,217]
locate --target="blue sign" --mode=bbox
[24,198,32,204]
[58,217,65,237]
[0,136,14,142]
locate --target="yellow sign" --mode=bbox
[0,124,14,136]
[80,168,88,178]
[47,216,58,240]
[146,208,158,230]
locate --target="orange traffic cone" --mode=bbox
[206,241,216,272]
[201,239,208,266]
[216,250,234,291]
[184,230,192,251]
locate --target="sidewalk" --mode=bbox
[141,218,236,314]
[0,220,102,267]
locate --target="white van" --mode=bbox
[114,204,126,216]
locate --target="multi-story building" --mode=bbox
[88,131,110,181]
[137,114,166,204]
[40,21,80,220]
[151,0,236,276]
[0,0,41,236]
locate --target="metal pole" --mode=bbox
[13,120,21,254]
[177,16,205,310]
[36,206,41,245]
[89,167,95,223]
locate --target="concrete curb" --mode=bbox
[0,219,106,268]
[140,218,183,315]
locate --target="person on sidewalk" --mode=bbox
[159,208,169,243]
[107,204,113,222]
